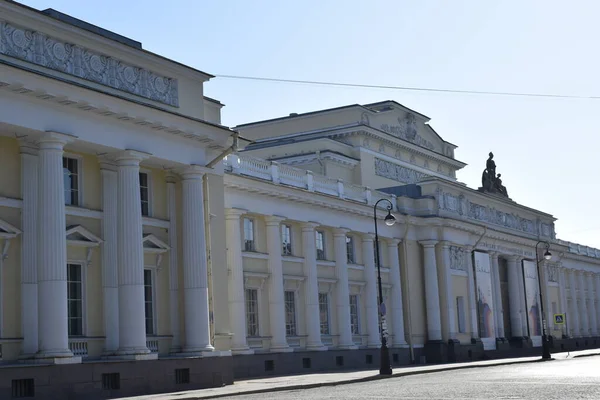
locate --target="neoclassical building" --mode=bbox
[1,1,600,399]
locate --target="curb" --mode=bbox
[571,352,600,359]
[183,357,541,400]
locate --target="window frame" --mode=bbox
[346,235,355,264]
[66,261,87,337]
[316,230,326,260]
[139,169,153,217]
[143,266,158,336]
[281,224,292,256]
[245,288,260,337]
[63,154,83,207]
[243,217,256,252]
[349,294,360,335]
[318,292,330,335]
[284,290,297,336]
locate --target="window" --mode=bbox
[319,293,330,334]
[282,224,292,256]
[349,294,360,335]
[316,231,326,260]
[139,172,150,216]
[245,289,259,336]
[243,218,255,252]
[63,157,79,206]
[456,296,466,334]
[144,269,155,335]
[346,236,355,264]
[284,291,297,336]
[67,263,83,336]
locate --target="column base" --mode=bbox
[367,342,382,349]
[177,350,221,358]
[391,341,409,348]
[182,344,215,354]
[508,336,532,348]
[270,345,294,353]
[31,355,82,365]
[337,344,359,350]
[231,347,255,355]
[423,340,448,364]
[306,344,329,351]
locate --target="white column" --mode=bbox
[166,175,181,352]
[440,242,456,341]
[558,267,568,338]
[301,223,326,351]
[264,216,291,352]
[361,234,380,348]
[465,247,479,339]
[420,240,442,341]
[36,133,77,361]
[388,238,407,347]
[568,269,580,337]
[20,142,38,356]
[507,255,524,337]
[115,151,153,358]
[577,271,589,336]
[100,163,119,354]
[180,167,214,354]
[225,209,253,354]
[586,272,598,336]
[489,252,504,338]
[333,228,356,349]
[596,274,600,335]
[516,258,528,336]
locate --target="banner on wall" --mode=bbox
[473,251,496,350]
[523,260,543,347]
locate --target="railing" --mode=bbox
[146,339,159,353]
[68,339,88,357]
[224,154,397,209]
[556,239,600,259]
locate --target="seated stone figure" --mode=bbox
[494,174,508,197]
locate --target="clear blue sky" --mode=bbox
[18,0,600,248]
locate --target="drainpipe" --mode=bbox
[473,226,488,249]
[315,150,325,175]
[399,218,415,363]
[206,132,240,168]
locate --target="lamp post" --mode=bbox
[374,198,396,375]
[535,240,552,360]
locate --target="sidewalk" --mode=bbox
[119,349,600,400]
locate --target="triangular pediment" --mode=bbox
[66,225,103,246]
[142,234,170,253]
[0,219,21,238]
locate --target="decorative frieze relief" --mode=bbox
[378,113,436,151]
[546,263,559,283]
[0,21,179,107]
[374,157,429,184]
[449,246,467,272]
[437,188,555,238]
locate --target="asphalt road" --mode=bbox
[227,356,600,399]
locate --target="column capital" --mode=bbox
[300,221,320,231]
[19,138,38,156]
[37,131,76,149]
[264,215,286,226]
[361,233,375,242]
[506,255,521,263]
[225,208,247,219]
[332,227,351,236]
[439,240,452,249]
[179,165,211,180]
[419,239,438,248]
[113,149,150,165]
[387,238,401,247]
[99,160,117,172]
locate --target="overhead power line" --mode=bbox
[215,74,600,100]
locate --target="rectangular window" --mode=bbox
[349,294,360,335]
[319,293,330,335]
[144,269,155,335]
[316,231,326,260]
[67,263,83,336]
[245,289,259,336]
[63,157,79,206]
[139,172,150,216]
[285,291,297,336]
[456,296,466,334]
[346,236,355,264]
[282,224,292,256]
[243,218,255,252]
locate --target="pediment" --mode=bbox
[66,225,103,247]
[142,234,170,253]
[360,103,445,153]
[0,219,21,239]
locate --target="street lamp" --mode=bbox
[374,198,396,375]
[536,240,552,360]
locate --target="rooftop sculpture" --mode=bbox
[479,152,509,198]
